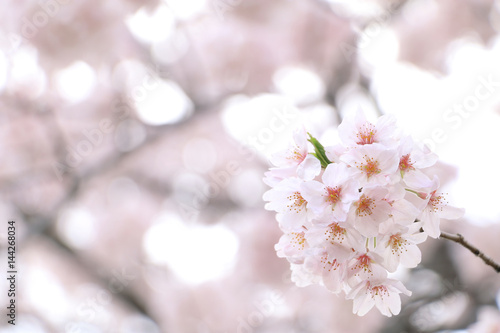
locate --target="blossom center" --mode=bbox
[355,155,381,178]
[325,186,342,205]
[356,122,376,145]
[352,254,374,274]
[398,154,415,173]
[370,284,389,299]
[290,232,306,250]
[428,190,447,213]
[388,234,408,255]
[286,191,306,213]
[288,146,306,163]
[325,223,347,244]
[320,254,340,272]
[356,195,375,217]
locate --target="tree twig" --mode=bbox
[440,231,500,273]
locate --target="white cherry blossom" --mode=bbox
[346,251,388,286]
[304,249,348,293]
[412,176,465,238]
[268,127,321,182]
[263,177,314,231]
[347,278,411,317]
[262,110,464,317]
[275,229,309,262]
[340,143,399,186]
[397,136,438,190]
[306,221,364,261]
[338,109,399,148]
[348,186,393,238]
[301,163,360,221]
[377,221,427,272]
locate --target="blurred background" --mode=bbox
[1,0,500,332]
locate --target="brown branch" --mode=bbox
[440,232,500,273]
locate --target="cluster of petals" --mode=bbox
[263,111,464,316]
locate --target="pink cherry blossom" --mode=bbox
[413,176,465,238]
[275,229,309,263]
[340,143,399,186]
[306,221,363,262]
[301,163,360,221]
[263,177,314,231]
[263,110,465,317]
[348,186,393,238]
[347,278,411,317]
[302,249,348,293]
[269,127,321,181]
[376,221,427,272]
[263,166,297,187]
[388,193,422,227]
[397,136,438,190]
[346,251,387,285]
[289,262,322,287]
[337,109,399,148]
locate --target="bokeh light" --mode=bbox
[135,79,193,125]
[143,213,239,285]
[57,206,97,250]
[55,61,96,103]
[126,5,175,44]
[3,1,500,332]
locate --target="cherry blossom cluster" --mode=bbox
[263,111,464,317]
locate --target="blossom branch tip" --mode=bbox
[439,231,500,273]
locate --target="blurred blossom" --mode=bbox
[272,67,325,105]
[301,103,339,142]
[337,83,380,119]
[135,79,193,125]
[9,45,46,99]
[121,314,160,333]
[0,50,7,92]
[468,307,500,333]
[497,288,500,308]
[401,0,439,26]
[3,0,500,331]
[151,30,190,64]
[357,25,399,73]
[410,291,470,331]
[106,177,141,207]
[72,283,114,327]
[114,119,147,152]
[64,322,102,333]
[491,3,500,32]
[445,39,492,76]
[372,62,441,132]
[0,315,47,333]
[55,60,96,103]
[449,112,500,224]
[143,213,239,284]
[57,206,97,249]
[0,31,21,55]
[222,65,249,92]
[405,269,442,298]
[112,59,150,90]
[25,266,71,326]
[182,137,218,173]
[162,0,207,20]
[172,172,208,206]
[227,168,266,208]
[126,4,175,44]
[325,0,386,18]
[220,94,304,159]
